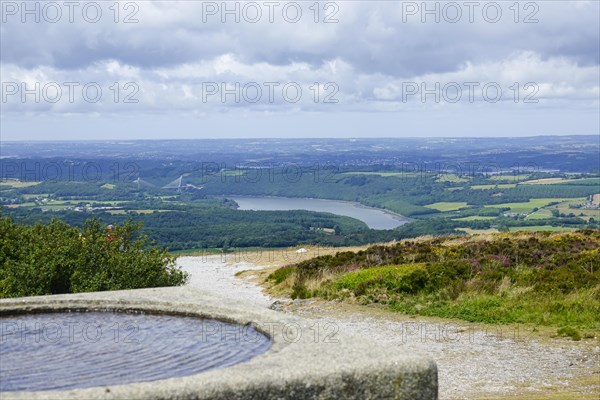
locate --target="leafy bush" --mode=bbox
[0,216,187,298]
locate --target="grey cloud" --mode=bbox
[1,1,598,78]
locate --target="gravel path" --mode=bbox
[177,255,273,308]
[178,256,599,399]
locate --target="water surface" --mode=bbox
[0,312,271,392]
[230,196,409,230]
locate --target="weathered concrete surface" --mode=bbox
[0,286,437,400]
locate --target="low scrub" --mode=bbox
[272,230,600,330]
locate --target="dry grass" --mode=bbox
[220,244,383,268]
[228,244,377,296]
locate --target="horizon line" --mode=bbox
[1,134,598,143]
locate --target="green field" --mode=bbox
[221,170,247,177]
[342,172,424,178]
[522,177,600,185]
[21,194,49,199]
[488,174,530,182]
[0,180,41,188]
[453,216,497,221]
[525,209,554,220]
[557,209,600,221]
[4,199,129,210]
[486,198,581,214]
[425,202,469,211]
[471,184,517,190]
[4,202,36,208]
[523,198,598,221]
[554,199,600,220]
[435,174,469,183]
[456,228,500,235]
[508,226,578,232]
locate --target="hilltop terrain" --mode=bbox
[268,230,600,336]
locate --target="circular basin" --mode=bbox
[0,311,271,392]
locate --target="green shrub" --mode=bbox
[267,265,296,284]
[0,216,187,298]
[333,265,426,295]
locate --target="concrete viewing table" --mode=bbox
[0,286,438,399]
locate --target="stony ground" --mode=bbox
[177,256,600,400]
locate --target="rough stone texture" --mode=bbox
[0,286,438,400]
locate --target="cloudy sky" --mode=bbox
[1,0,599,140]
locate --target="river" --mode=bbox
[228,196,410,230]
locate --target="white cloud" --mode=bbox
[2,50,598,116]
[0,1,598,138]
